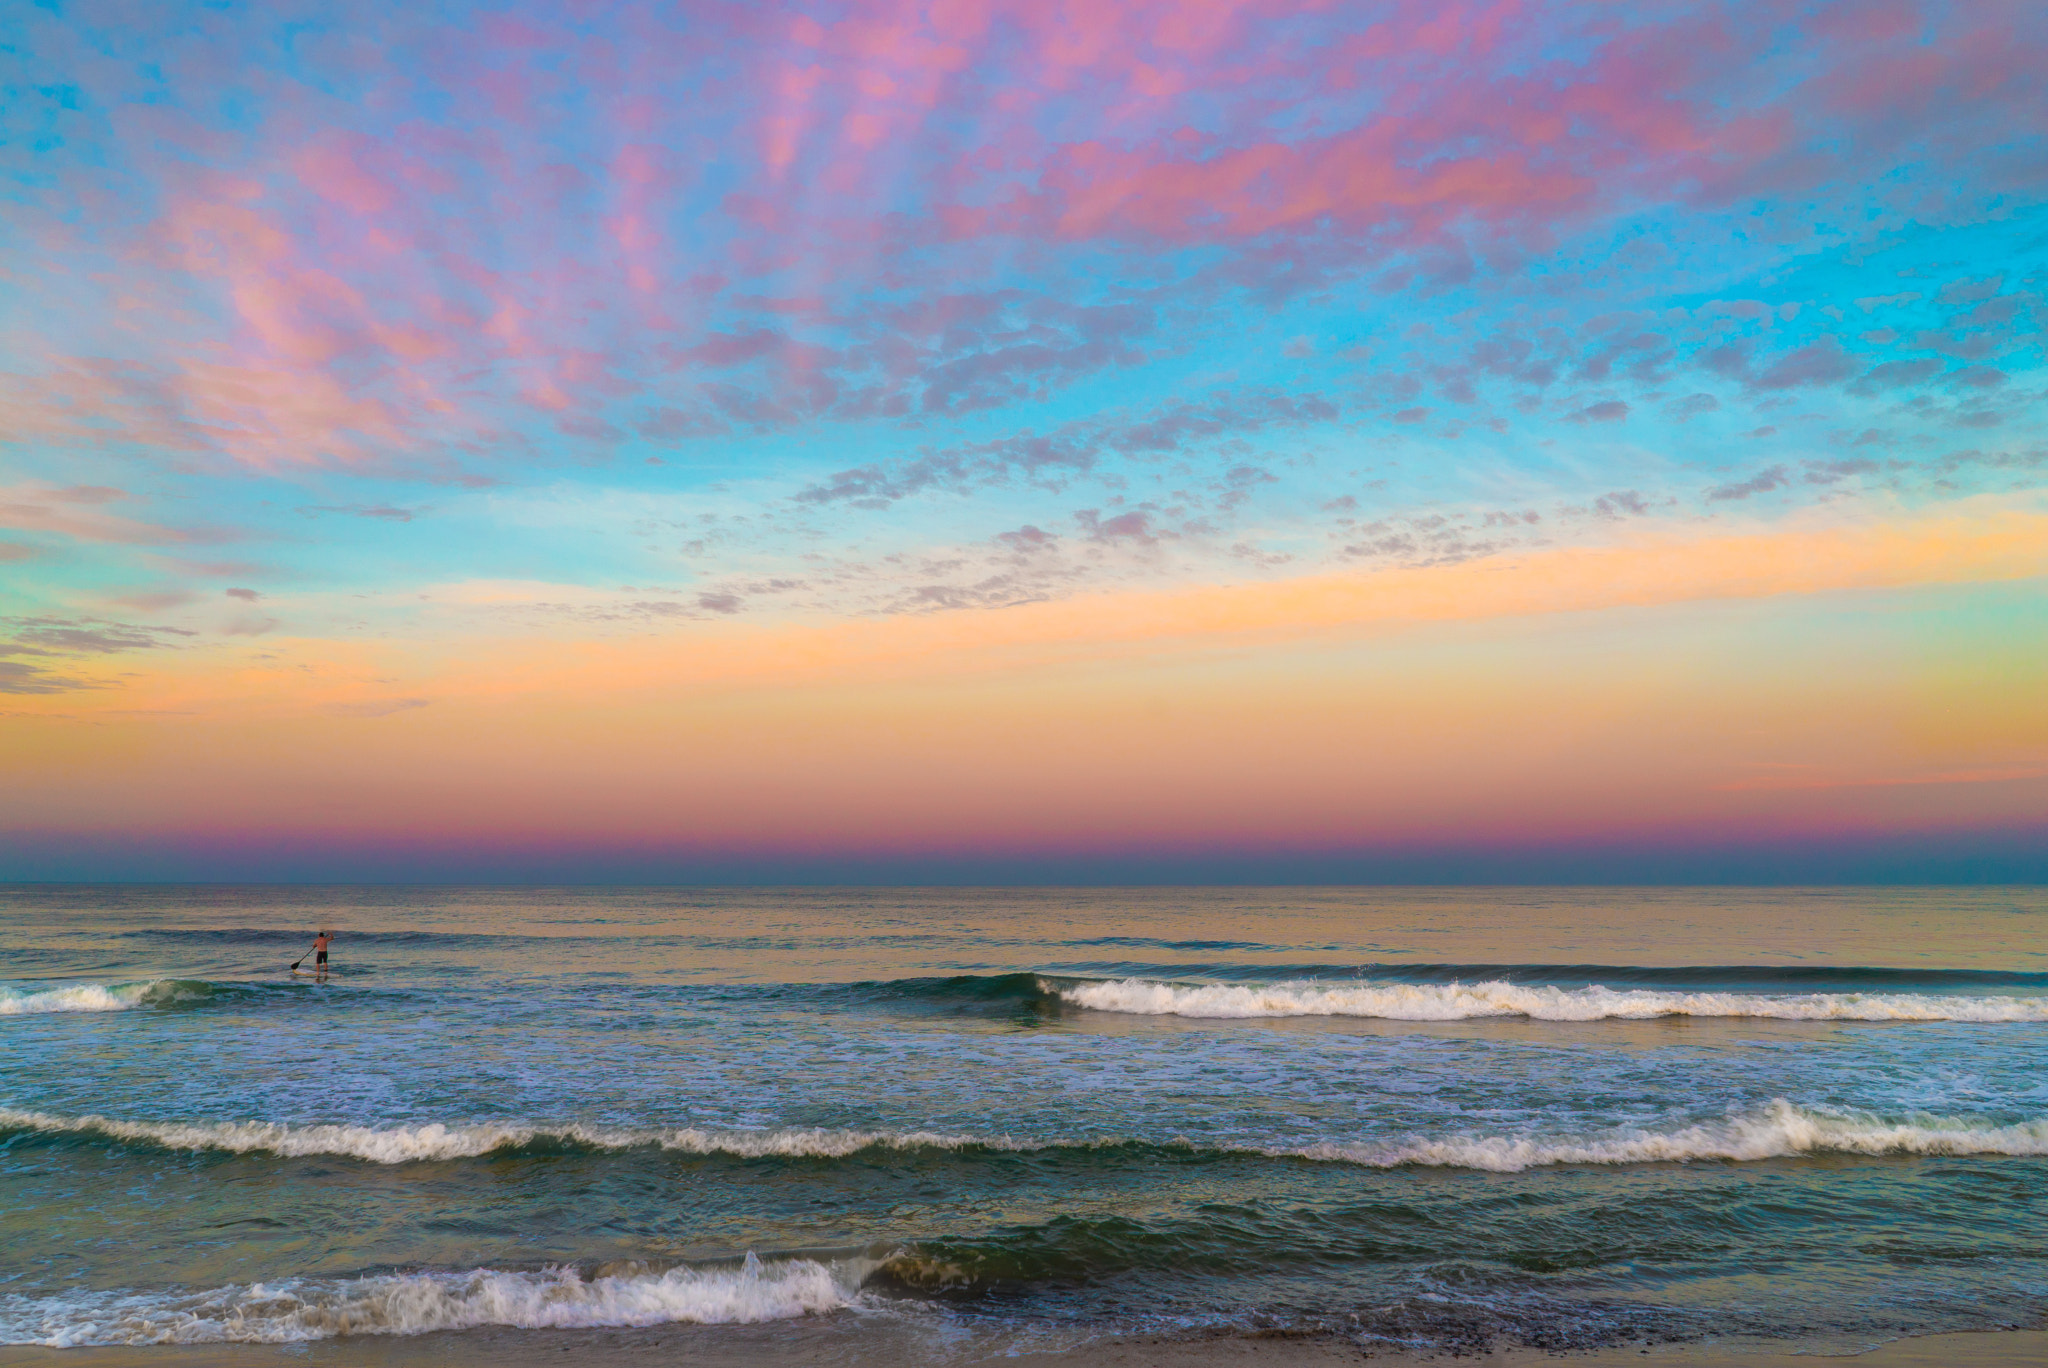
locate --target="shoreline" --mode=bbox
[3,1326,2044,1368]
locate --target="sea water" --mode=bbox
[1,886,2044,1358]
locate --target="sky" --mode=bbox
[2,0,2044,883]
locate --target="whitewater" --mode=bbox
[0,979,194,1015]
[0,1254,872,1346]
[1050,975,2048,1021]
[8,1099,2047,1170]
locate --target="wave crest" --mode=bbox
[1050,976,2048,1022]
[0,980,210,1017]
[5,1102,2046,1171]
[1291,1098,2048,1171]
[0,1108,1010,1164]
[0,1254,865,1346]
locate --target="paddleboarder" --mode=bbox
[293,929,334,976]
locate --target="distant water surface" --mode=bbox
[1,886,2044,1358]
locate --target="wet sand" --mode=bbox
[2,1326,2043,1368]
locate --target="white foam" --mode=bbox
[0,981,175,1016]
[0,1108,1014,1164]
[0,1253,865,1346]
[1051,976,2048,1022]
[1286,1098,2048,1171]
[6,1102,2045,1174]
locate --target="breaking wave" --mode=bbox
[0,1253,866,1345]
[0,980,219,1017]
[1289,1098,2048,1171]
[1049,976,2048,1022]
[5,1101,2045,1172]
[0,1108,1010,1163]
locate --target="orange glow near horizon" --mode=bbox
[9,503,2045,871]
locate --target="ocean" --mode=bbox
[1,886,2044,1362]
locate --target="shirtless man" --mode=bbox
[299,929,334,975]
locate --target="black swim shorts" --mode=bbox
[316,951,328,964]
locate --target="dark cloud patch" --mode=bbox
[911,298,1156,416]
[0,542,33,561]
[0,616,194,692]
[880,574,1052,613]
[0,656,91,695]
[637,407,730,440]
[663,291,1164,427]
[1751,337,1856,391]
[1707,466,1790,501]
[1931,446,2047,476]
[1076,509,1160,544]
[225,587,263,602]
[995,525,1057,552]
[1337,511,1511,568]
[794,388,1336,507]
[1696,335,1859,395]
[1214,464,1278,510]
[1670,393,1719,419]
[504,594,790,626]
[1935,275,2004,306]
[1804,458,1892,484]
[9,619,196,653]
[672,328,784,368]
[1345,530,1504,566]
[1905,319,2011,361]
[1567,400,1629,423]
[1343,530,1417,558]
[1699,337,1757,382]
[1228,541,1293,567]
[1463,331,1562,388]
[1574,331,1672,386]
[1592,490,1650,519]
[1848,358,1943,394]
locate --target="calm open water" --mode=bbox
[1,886,2045,1359]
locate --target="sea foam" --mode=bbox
[0,1253,865,1346]
[0,981,188,1016]
[4,1101,2045,1171]
[1050,976,2048,1022]
[1284,1097,2048,1171]
[0,1108,1009,1164]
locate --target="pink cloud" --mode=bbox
[0,484,189,544]
[8,0,2043,474]
[294,135,396,215]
